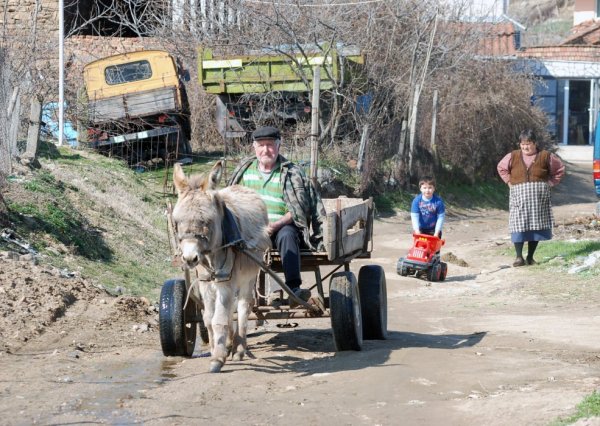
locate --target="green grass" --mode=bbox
[8,184,112,261]
[500,240,600,278]
[437,180,508,211]
[529,20,572,37]
[374,180,508,214]
[535,240,600,263]
[374,190,414,214]
[552,391,600,425]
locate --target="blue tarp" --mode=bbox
[42,102,78,147]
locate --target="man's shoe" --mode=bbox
[513,257,526,267]
[526,258,537,265]
[289,287,311,308]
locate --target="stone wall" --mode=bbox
[0,0,58,37]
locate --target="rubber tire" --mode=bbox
[329,271,363,351]
[440,262,448,281]
[397,258,408,276]
[358,265,388,340]
[159,279,197,357]
[179,132,192,156]
[426,264,440,282]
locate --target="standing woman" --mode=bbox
[497,129,566,267]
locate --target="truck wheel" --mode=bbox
[330,272,363,351]
[179,132,192,156]
[397,258,408,276]
[440,262,448,281]
[358,265,388,340]
[159,279,197,357]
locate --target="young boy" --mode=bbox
[411,176,446,238]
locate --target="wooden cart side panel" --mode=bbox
[322,198,371,261]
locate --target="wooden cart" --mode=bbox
[159,196,387,356]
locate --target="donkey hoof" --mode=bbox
[209,360,224,373]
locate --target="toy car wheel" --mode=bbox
[397,258,408,276]
[159,279,197,357]
[426,267,434,282]
[330,271,363,351]
[440,262,448,281]
[426,264,441,282]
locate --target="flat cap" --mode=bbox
[252,126,281,141]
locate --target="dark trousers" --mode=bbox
[272,224,302,289]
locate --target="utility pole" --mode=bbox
[309,66,321,186]
[58,0,64,146]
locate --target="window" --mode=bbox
[104,60,152,85]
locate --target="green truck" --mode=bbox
[198,45,366,138]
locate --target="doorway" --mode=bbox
[567,80,591,145]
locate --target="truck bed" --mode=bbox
[89,86,180,123]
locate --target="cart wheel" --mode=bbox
[330,271,363,351]
[159,279,197,357]
[396,258,409,276]
[358,265,388,340]
[440,262,448,281]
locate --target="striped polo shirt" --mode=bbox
[240,160,287,222]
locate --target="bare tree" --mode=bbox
[1,0,549,195]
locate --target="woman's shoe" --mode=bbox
[513,257,526,267]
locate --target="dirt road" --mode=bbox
[1,162,599,425]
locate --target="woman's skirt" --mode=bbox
[511,229,552,243]
[508,181,553,242]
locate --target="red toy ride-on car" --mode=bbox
[396,233,448,282]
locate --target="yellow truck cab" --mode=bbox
[82,50,191,162]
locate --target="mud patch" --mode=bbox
[442,251,469,267]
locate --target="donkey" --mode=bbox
[172,161,270,373]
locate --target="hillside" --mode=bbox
[509,0,575,46]
[0,143,189,300]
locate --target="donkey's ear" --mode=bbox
[173,163,188,195]
[208,160,224,190]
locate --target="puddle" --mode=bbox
[72,351,181,422]
[64,341,214,422]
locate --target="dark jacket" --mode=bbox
[228,155,326,250]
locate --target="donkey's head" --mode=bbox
[172,161,225,268]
